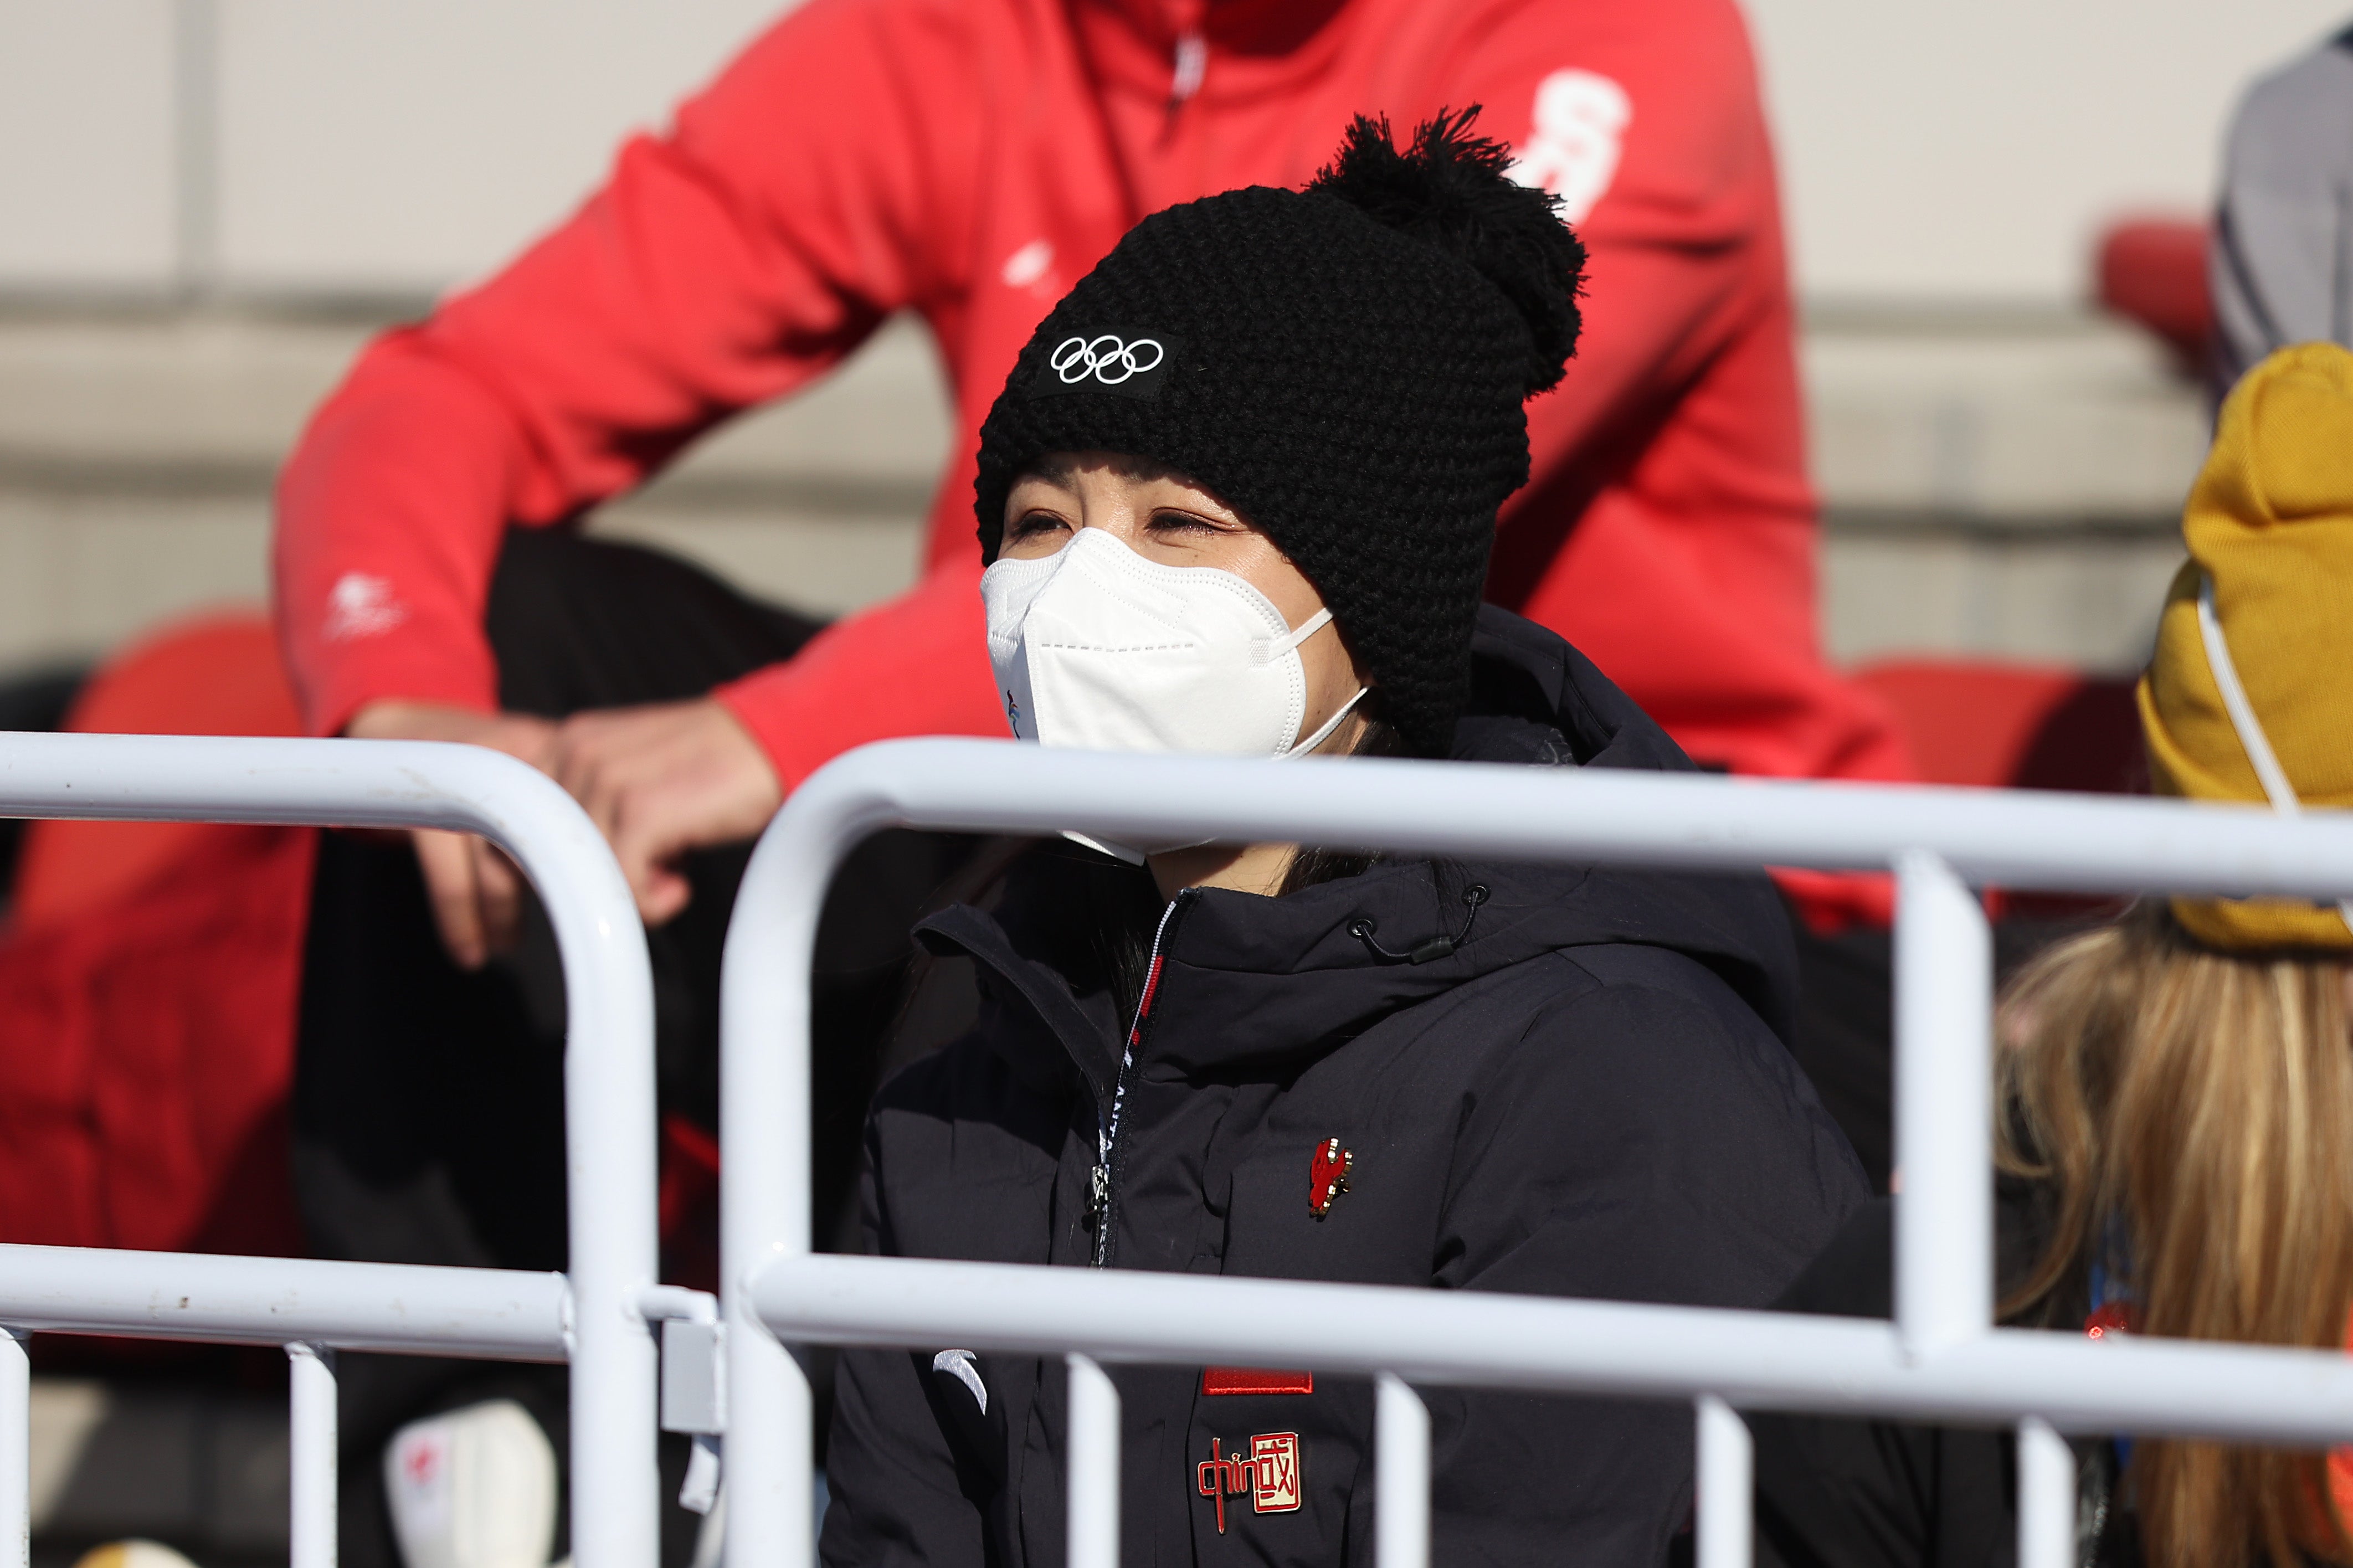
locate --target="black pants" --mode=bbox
[293,528,978,1568]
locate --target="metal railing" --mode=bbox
[720,737,2353,1568]
[0,732,665,1568]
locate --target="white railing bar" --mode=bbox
[1375,1375,1429,1568]
[0,1330,22,1568]
[743,739,2353,901]
[289,1343,337,1568]
[1696,1396,1753,1568]
[2017,1418,2075,1568]
[1066,1355,1120,1568]
[0,1246,569,1357]
[753,1252,2353,1447]
[0,732,659,1568]
[643,1286,720,1325]
[1893,852,1994,1358]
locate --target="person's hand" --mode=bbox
[545,698,784,926]
[346,701,559,969]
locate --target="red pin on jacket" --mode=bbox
[1196,1438,1249,1533]
[1309,1138,1352,1220]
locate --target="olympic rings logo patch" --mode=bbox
[1029,330,1179,401]
[1051,334,1167,385]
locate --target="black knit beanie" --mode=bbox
[974,109,1586,758]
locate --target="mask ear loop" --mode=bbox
[1261,606,1369,758]
[1278,685,1369,759]
[1253,606,1334,664]
[2196,573,2353,932]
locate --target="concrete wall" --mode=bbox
[3,0,2347,303]
[1743,0,2347,302]
[0,3,179,289]
[0,0,780,299]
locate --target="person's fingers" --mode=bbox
[472,838,526,958]
[606,794,696,926]
[413,829,488,970]
[494,713,561,772]
[561,723,708,852]
[638,863,694,927]
[542,701,781,927]
[547,720,637,842]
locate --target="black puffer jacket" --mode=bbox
[821,608,1867,1568]
[1749,1189,2140,1568]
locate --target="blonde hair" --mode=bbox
[1998,902,2353,1568]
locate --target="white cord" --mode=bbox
[2196,575,2301,814]
[2195,573,2353,931]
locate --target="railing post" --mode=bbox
[1894,850,1994,1358]
[2017,1419,2075,1568]
[1066,1355,1119,1568]
[721,784,886,1568]
[723,1338,810,1568]
[1696,1396,1751,1568]
[0,1329,24,1568]
[288,1343,337,1568]
[1376,1375,1429,1568]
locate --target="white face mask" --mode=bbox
[979,527,1368,856]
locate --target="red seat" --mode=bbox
[0,608,311,1257]
[12,610,303,931]
[1853,660,2144,921]
[2095,217,2212,374]
[1851,659,2142,794]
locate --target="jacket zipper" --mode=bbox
[1170,29,1206,106]
[1091,896,1182,1267]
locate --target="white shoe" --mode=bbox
[384,1399,558,1568]
[70,1543,201,1568]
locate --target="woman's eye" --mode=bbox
[1011,510,1070,541]
[1147,508,1225,536]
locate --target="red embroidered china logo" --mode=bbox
[1196,1433,1303,1531]
[1308,1138,1352,1220]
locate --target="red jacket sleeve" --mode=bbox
[714,556,1007,794]
[272,0,983,738]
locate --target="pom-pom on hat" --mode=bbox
[2139,341,2353,950]
[973,109,1586,759]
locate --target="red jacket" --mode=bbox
[275,0,1912,911]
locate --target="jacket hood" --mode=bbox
[919,606,1799,1097]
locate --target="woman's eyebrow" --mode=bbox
[1021,455,1082,489]
[1109,455,1194,488]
